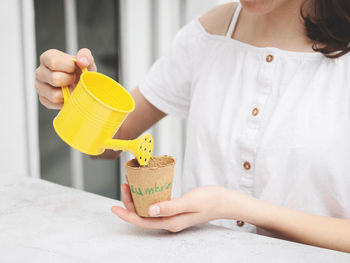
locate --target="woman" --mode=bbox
[35,0,350,252]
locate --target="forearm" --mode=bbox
[224,189,350,253]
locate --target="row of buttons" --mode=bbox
[241,54,274,172]
[237,54,274,228]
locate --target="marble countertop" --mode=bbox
[0,174,349,263]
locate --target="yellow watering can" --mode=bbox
[53,59,153,166]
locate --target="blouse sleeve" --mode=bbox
[139,21,199,119]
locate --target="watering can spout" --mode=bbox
[104,134,153,166]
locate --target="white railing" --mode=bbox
[21,0,40,178]
[0,0,39,178]
[63,0,84,190]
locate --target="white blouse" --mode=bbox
[139,4,350,234]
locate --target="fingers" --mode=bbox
[111,186,223,233]
[111,206,169,230]
[35,80,63,104]
[39,95,63,110]
[111,206,143,226]
[40,49,76,73]
[111,206,204,233]
[36,65,75,87]
[121,184,136,213]
[112,186,203,233]
[120,183,197,218]
[39,48,96,73]
[76,48,97,71]
[35,48,97,111]
[163,212,207,233]
[36,48,78,110]
[148,198,196,217]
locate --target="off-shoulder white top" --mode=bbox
[139,4,350,234]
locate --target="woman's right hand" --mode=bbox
[35,48,97,109]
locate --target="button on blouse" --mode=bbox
[266,54,274,63]
[252,108,259,116]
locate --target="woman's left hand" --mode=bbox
[111,184,231,232]
[115,180,350,252]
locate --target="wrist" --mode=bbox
[216,188,243,220]
[223,189,247,220]
[222,189,270,226]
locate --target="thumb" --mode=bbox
[148,198,190,217]
[75,48,97,71]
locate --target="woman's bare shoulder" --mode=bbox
[199,2,238,36]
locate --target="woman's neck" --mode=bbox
[234,1,314,52]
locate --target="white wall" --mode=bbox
[0,0,39,177]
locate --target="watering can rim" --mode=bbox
[79,71,135,114]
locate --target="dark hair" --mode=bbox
[302,0,350,58]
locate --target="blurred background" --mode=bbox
[0,0,231,200]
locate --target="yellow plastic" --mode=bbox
[53,59,153,166]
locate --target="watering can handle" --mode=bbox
[61,58,88,103]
